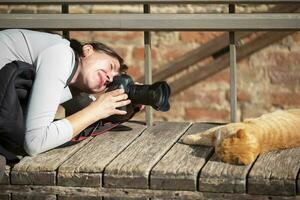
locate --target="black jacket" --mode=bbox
[0,61,35,162]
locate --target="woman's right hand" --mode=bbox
[89,88,131,120]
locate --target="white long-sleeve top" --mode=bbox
[0,29,75,156]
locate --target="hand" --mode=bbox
[89,88,131,120]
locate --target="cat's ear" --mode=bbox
[236,129,248,139]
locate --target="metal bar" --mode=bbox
[229,4,237,122]
[1,14,300,31]
[144,4,153,127]
[169,31,293,95]
[62,4,69,39]
[137,32,251,83]
[136,4,300,83]
[1,0,300,4]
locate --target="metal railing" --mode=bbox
[0,0,300,125]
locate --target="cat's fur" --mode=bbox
[182,109,300,165]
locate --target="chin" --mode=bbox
[90,86,106,94]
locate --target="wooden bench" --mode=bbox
[1,122,300,199]
[0,1,300,199]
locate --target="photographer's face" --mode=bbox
[80,45,120,93]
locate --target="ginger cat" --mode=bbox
[182,109,300,165]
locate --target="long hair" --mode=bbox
[69,39,128,72]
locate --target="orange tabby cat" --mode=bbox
[182,109,300,165]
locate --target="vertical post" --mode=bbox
[144,4,153,127]
[62,4,69,39]
[229,4,237,122]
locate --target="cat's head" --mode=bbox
[215,129,260,165]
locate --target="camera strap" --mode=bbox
[71,121,121,142]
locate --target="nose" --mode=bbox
[106,74,113,83]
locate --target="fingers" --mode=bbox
[115,99,131,108]
[113,93,129,102]
[107,88,125,96]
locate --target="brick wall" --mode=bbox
[1,4,299,123]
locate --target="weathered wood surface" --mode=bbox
[150,123,217,191]
[12,194,57,200]
[58,196,103,200]
[199,153,253,193]
[104,122,191,189]
[248,147,300,196]
[1,184,299,199]
[0,165,10,185]
[0,194,10,200]
[0,122,300,199]
[57,122,146,187]
[10,136,93,185]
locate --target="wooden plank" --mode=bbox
[150,123,219,191]
[0,165,10,185]
[58,196,103,200]
[12,195,56,200]
[10,137,92,185]
[0,194,10,200]
[1,184,299,199]
[199,153,253,193]
[104,122,191,189]
[104,198,147,200]
[58,122,146,187]
[248,147,300,196]
[1,14,300,31]
[1,0,300,4]
[298,175,300,195]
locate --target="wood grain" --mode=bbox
[0,184,299,199]
[58,122,146,187]
[199,153,253,193]
[12,195,56,200]
[58,196,103,200]
[150,123,219,191]
[0,165,10,185]
[104,122,191,189]
[248,147,300,196]
[10,137,92,185]
[0,194,10,200]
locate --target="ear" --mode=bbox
[236,129,247,139]
[82,44,94,57]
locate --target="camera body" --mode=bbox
[104,74,171,123]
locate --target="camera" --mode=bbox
[104,74,171,123]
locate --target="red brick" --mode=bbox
[132,47,144,60]
[109,45,129,60]
[185,107,230,121]
[291,32,300,43]
[127,66,142,79]
[132,46,158,61]
[179,32,224,44]
[70,31,93,42]
[207,69,230,83]
[177,89,222,104]
[257,50,300,67]
[271,92,300,107]
[268,65,300,86]
[225,89,251,102]
[161,44,193,61]
[92,32,143,43]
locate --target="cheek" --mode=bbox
[85,71,100,88]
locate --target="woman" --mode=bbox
[0,29,131,158]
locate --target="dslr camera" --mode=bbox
[104,74,171,123]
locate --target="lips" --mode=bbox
[98,70,108,88]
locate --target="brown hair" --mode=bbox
[69,39,128,73]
